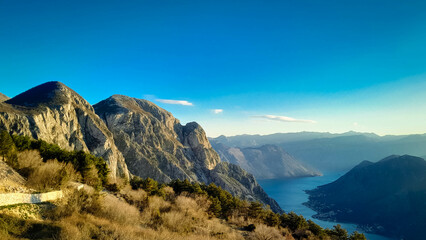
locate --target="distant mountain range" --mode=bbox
[211,132,426,171]
[305,155,426,240]
[0,82,281,212]
[211,142,321,179]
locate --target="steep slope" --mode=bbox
[211,142,321,179]
[305,155,426,239]
[0,160,29,193]
[94,95,282,212]
[0,92,9,102]
[0,82,129,180]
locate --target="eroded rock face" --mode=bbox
[0,82,129,180]
[209,162,282,212]
[94,95,282,212]
[94,95,220,183]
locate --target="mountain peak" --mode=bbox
[5,81,82,107]
[377,154,400,163]
[352,160,374,170]
[306,154,426,239]
[95,95,178,129]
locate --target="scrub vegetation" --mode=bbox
[0,131,365,240]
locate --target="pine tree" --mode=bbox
[248,201,263,219]
[0,130,18,168]
[208,197,222,217]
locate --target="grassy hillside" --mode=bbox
[0,131,365,240]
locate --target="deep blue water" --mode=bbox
[258,173,395,240]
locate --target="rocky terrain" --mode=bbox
[0,82,281,212]
[94,95,281,211]
[305,155,426,239]
[211,142,321,179]
[94,95,219,183]
[0,160,29,193]
[0,82,130,180]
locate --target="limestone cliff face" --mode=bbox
[94,95,220,183]
[0,82,129,180]
[94,95,282,212]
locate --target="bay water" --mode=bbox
[258,173,395,240]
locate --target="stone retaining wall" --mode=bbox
[0,191,63,206]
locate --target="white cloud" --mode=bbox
[212,109,223,114]
[253,114,316,123]
[353,122,359,126]
[155,99,193,106]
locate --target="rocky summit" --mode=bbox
[94,95,282,212]
[0,82,282,212]
[94,95,220,183]
[0,82,129,180]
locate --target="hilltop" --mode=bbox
[305,155,426,239]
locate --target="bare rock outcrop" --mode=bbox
[94,95,221,183]
[94,95,282,212]
[0,82,129,180]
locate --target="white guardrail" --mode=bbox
[0,191,63,206]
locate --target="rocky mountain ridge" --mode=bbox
[0,82,281,212]
[94,95,281,211]
[0,82,129,180]
[94,95,220,183]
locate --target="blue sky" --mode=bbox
[1,0,426,137]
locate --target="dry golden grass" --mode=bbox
[17,150,43,170]
[248,223,287,240]
[228,214,249,227]
[26,159,80,191]
[54,190,244,240]
[99,194,140,225]
[149,195,172,212]
[0,169,299,240]
[58,213,144,240]
[82,165,101,187]
[161,186,175,201]
[121,186,149,210]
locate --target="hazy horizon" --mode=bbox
[207,129,426,139]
